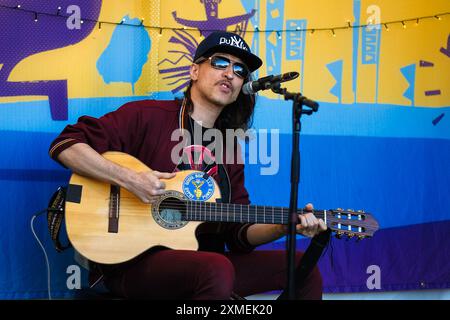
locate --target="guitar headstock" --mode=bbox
[326,208,379,240]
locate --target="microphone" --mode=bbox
[242,72,299,95]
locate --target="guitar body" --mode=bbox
[65,152,222,264]
[65,152,379,265]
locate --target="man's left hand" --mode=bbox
[296,203,327,238]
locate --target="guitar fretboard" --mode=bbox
[184,201,327,225]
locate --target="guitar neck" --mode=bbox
[184,201,328,225]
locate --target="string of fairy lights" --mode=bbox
[1,4,449,38]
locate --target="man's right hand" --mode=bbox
[125,170,176,204]
[57,144,176,204]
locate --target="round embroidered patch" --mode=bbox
[182,172,215,201]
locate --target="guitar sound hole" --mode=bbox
[153,197,188,229]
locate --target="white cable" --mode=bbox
[30,210,52,300]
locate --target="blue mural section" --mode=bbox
[285,20,307,61]
[400,64,416,106]
[0,131,73,299]
[243,131,450,229]
[251,99,450,139]
[286,19,307,91]
[97,15,151,93]
[245,119,450,292]
[265,0,284,75]
[240,0,261,79]
[1,97,449,297]
[361,25,382,102]
[352,0,361,102]
[361,26,381,65]
[1,98,449,140]
[326,60,343,103]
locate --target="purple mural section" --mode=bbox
[419,60,434,67]
[262,221,450,293]
[440,34,450,58]
[158,30,199,93]
[425,90,441,96]
[432,113,445,125]
[160,0,255,93]
[0,1,102,120]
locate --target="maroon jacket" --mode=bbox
[49,99,256,253]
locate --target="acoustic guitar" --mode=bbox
[65,152,379,264]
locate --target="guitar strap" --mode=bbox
[277,228,332,300]
[47,186,72,252]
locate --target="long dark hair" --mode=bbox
[184,81,256,132]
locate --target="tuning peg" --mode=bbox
[357,210,365,213]
[336,208,343,211]
[347,233,355,238]
[335,232,343,239]
[357,235,365,241]
[347,208,354,212]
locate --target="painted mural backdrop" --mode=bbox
[0,0,449,298]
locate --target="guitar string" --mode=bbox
[112,197,374,231]
[103,191,377,234]
[123,197,369,215]
[111,197,368,220]
[117,196,324,216]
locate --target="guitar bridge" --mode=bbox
[108,185,120,233]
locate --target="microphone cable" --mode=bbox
[30,208,56,300]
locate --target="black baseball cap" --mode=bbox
[194,31,263,72]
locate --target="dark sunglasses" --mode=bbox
[198,55,249,79]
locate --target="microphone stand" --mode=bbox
[270,82,319,300]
